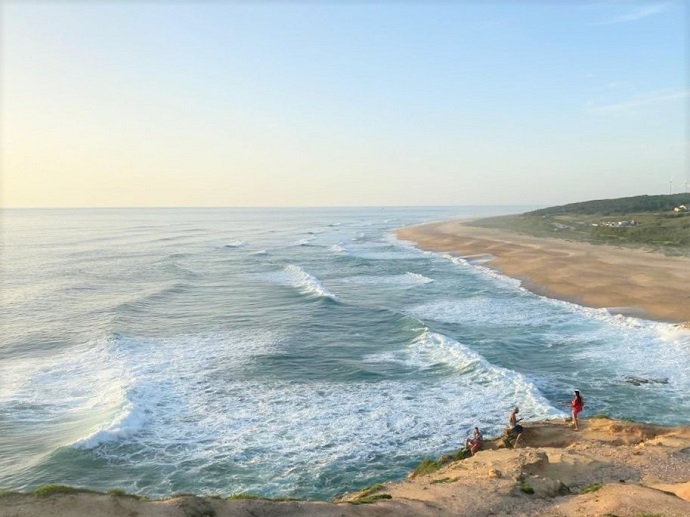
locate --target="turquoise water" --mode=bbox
[1,207,689,499]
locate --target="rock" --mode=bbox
[519,451,549,472]
[526,477,570,497]
[488,469,502,479]
[623,375,669,386]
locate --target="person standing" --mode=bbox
[570,390,584,431]
[508,407,524,448]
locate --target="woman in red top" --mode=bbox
[570,390,584,431]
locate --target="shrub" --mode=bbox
[226,493,262,500]
[410,459,442,478]
[579,483,603,494]
[349,493,392,505]
[520,481,534,494]
[33,485,96,497]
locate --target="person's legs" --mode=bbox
[572,409,580,430]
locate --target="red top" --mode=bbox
[572,396,584,412]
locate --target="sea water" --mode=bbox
[1,207,689,499]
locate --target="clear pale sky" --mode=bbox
[1,1,687,207]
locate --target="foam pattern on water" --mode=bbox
[255,265,338,301]
[59,329,558,497]
[342,272,433,286]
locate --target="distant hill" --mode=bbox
[470,193,690,253]
[528,193,690,216]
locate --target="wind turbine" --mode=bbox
[669,178,673,195]
[685,178,689,193]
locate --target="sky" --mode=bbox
[1,1,687,208]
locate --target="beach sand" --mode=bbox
[3,418,690,516]
[396,220,690,324]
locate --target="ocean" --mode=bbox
[1,207,689,499]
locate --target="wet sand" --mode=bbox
[396,220,690,324]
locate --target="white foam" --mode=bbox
[258,265,338,301]
[444,254,523,289]
[68,330,282,450]
[224,241,248,248]
[409,297,548,327]
[347,249,427,260]
[63,330,559,497]
[71,393,147,449]
[342,272,433,286]
[364,331,561,421]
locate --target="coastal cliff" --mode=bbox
[2,418,690,516]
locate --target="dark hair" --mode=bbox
[574,390,583,404]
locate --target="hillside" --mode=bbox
[470,194,690,252]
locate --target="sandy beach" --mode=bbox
[396,220,690,324]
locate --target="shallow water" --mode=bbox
[1,207,688,499]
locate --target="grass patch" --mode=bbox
[106,488,145,500]
[357,484,384,497]
[349,493,392,505]
[0,489,20,498]
[520,481,534,494]
[348,484,391,505]
[468,193,690,256]
[33,485,97,497]
[106,488,129,497]
[410,459,442,478]
[226,493,262,500]
[225,493,299,502]
[579,483,603,494]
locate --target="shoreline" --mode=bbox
[2,417,690,516]
[396,219,690,325]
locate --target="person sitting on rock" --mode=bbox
[508,407,524,448]
[464,426,483,455]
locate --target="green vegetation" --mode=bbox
[224,492,298,502]
[105,488,145,500]
[347,483,392,505]
[520,481,534,494]
[579,483,603,494]
[530,194,689,216]
[33,484,98,497]
[0,489,20,498]
[226,493,263,500]
[430,477,458,484]
[357,484,384,497]
[469,194,690,254]
[349,493,392,505]
[410,459,442,478]
[106,488,128,497]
